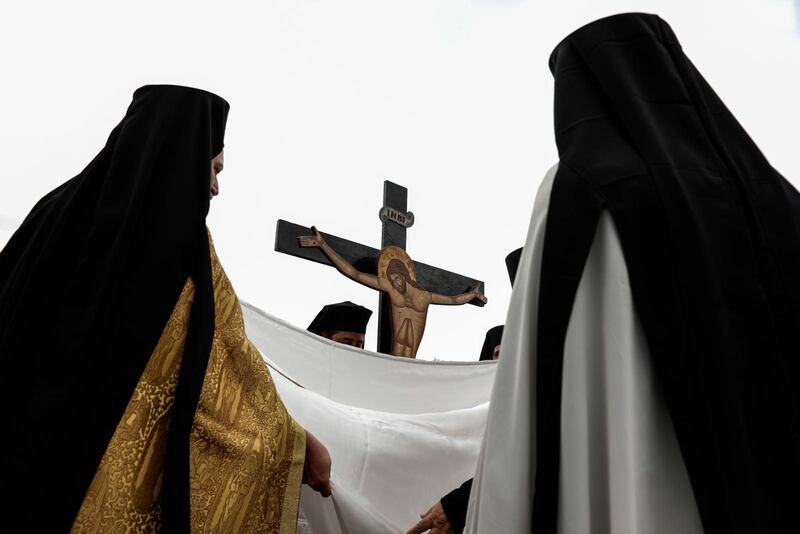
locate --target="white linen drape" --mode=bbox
[241,303,496,533]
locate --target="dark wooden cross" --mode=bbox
[274,180,484,355]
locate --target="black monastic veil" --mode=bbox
[0,85,229,532]
[536,13,800,533]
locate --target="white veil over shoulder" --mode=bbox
[465,164,703,534]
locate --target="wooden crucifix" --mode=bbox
[274,181,486,358]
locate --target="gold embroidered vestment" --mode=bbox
[72,235,305,533]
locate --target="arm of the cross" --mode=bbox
[275,220,380,274]
[274,219,486,306]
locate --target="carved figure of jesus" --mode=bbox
[299,227,486,358]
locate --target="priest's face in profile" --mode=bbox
[322,330,365,349]
[210,150,224,198]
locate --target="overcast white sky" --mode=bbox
[2,1,798,360]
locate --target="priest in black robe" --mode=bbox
[0,85,330,533]
[307,300,373,349]
[505,247,523,287]
[478,325,504,361]
[467,13,800,534]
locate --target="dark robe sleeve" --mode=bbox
[440,478,473,534]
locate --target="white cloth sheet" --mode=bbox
[465,164,704,533]
[241,304,496,533]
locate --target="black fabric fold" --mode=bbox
[440,478,473,534]
[537,13,800,533]
[0,84,229,532]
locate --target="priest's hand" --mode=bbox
[303,431,332,497]
[407,501,453,534]
[298,226,326,249]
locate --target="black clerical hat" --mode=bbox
[307,301,372,336]
[479,325,504,361]
[506,247,523,287]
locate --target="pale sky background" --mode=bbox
[1,1,798,360]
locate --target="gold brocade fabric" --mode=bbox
[72,235,306,533]
[188,239,306,533]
